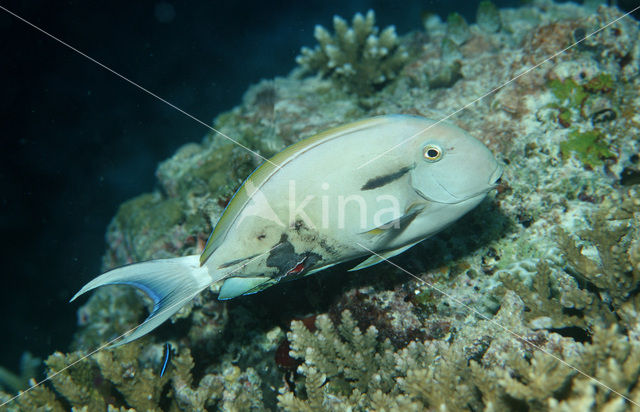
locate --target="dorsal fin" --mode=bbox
[200,116,395,265]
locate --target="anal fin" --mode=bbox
[218,276,274,300]
[349,241,421,272]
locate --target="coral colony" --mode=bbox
[2,1,640,410]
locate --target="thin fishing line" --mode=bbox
[0,5,280,170]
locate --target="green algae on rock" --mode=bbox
[560,129,615,168]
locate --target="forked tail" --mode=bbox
[70,255,212,346]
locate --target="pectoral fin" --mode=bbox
[360,203,425,236]
[349,241,421,271]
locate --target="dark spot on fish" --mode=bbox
[267,234,321,281]
[267,235,300,278]
[361,166,413,191]
[289,219,338,257]
[318,238,338,257]
[292,220,304,231]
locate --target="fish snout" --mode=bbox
[488,164,503,187]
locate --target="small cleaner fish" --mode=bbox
[71,115,503,345]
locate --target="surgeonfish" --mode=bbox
[71,115,503,345]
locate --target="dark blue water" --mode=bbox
[0,0,637,377]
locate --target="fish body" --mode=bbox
[72,115,502,345]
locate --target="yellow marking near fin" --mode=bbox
[360,203,426,236]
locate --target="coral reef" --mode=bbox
[3,0,640,411]
[278,297,640,411]
[0,353,40,394]
[0,341,264,411]
[476,0,502,33]
[557,187,640,308]
[559,129,615,168]
[295,10,408,96]
[445,12,470,46]
[278,311,401,410]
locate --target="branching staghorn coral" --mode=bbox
[170,347,264,411]
[495,259,612,330]
[278,310,402,410]
[558,187,640,308]
[0,343,164,412]
[493,186,640,336]
[278,294,640,411]
[0,342,263,411]
[296,10,408,96]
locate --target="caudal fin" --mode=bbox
[71,255,211,346]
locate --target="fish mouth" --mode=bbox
[447,164,504,202]
[488,164,503,187]
[414,163,504,204]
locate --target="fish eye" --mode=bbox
[423,144,443,162]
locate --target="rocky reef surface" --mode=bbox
[2,0,640,410]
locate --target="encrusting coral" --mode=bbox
[296,10,408,96]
